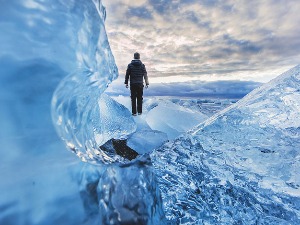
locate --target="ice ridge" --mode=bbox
[51,0,138,164]
[151,65,300,224]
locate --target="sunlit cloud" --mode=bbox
[102,0,300,86]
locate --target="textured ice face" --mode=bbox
[1,0,119,163]
[146,100,208,139]
[1,0,108,72]
[3,0,129,164]
[0,1,162,223]
[48,0,138,164]
[96,160,167,224]
[127,129,168,155]
[151,65,300,224]
[0,1,115,222]
[194,65,300,194]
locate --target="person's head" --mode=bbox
[134,52,140,59]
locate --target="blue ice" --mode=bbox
[1,0,300,224]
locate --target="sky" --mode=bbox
[102,0,300,97]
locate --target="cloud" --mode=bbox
[126,6,153,19]
[102,0,300,83]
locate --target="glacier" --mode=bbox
[1,0,300,225]
[151,65,300,224]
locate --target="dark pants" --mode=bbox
[130,83,143,114]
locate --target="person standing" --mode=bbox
[125,52,149,116]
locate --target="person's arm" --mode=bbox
[125,65,130,88]
[143,65,149,86]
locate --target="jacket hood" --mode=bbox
[131,59,142,67]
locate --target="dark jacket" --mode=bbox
[125,59,149,85]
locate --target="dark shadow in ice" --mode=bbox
[100,139,138,161]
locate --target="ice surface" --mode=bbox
[110,95,209,154]
[49,0,133,163]
[52,78,136,163]
[77,160,166,225]
[112,95,209,141]
[127,129,168,155]
[146,100,208,139]
[151,65,300,224]
[97,94,136,144]
[97,158,166,224]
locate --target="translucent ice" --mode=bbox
[3,0,126,164]
[127,129,168,154]
[0,0,131,224]
[97,159,166,224]
[146,100,208,139]
[0,1,168,224]
[77,160,167,225]
[151,65,300,224]
[49,0,135,164]
[52,78,136,163]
